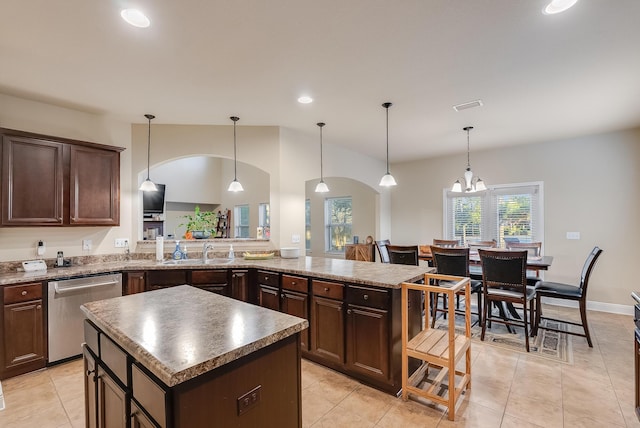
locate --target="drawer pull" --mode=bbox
[347,309,352,314]
[281,294,285,299]
[324,287,329,292]
[21,290,28,296]
[291,281,296,285]
[363,294,369,300]
[36,305,42,310]
[264,276,269,281]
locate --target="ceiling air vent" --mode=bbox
[453,100,484,112]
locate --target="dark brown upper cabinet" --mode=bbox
[1,128,124,227]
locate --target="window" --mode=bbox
[305,199,311,251]
[258,203,270,239]
[325,197,352,253]
[234,204,250,238]
[444,182,543,247]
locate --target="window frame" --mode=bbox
[442,181,544,247]
[324,196,353,254]
[234,204,250,238]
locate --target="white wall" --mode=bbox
[390,128,640,307]
[0,93,133,261]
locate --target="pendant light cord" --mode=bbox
[144,114,155,180]
[318,122,325,180]
[383,102,392,174]
[231,116,239,180]
[464,126,474,169]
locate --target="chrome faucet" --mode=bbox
[202,243,215,262]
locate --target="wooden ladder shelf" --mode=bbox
[401,273,472,421]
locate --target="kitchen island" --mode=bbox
[81,285,308,428]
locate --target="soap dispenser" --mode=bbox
[172,240,183,260]
[228,244,235,259]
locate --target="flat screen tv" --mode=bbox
[143,183,166,214]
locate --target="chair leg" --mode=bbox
[579,298,593,348]
[523,304,530,352]
[481,297,489,341]
[529,299,535,337]
[533,295,542,336]
[476,291,482,327]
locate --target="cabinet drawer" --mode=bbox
[312,280,344,300]
[190,270,228,285]
[132,363,168,428]
[146,270,187,287]
[347,285,389,310]
[282,274,308,293]
[99,334,128,385]
[84,320,100,356]
[4,282,42,304]
[257,270,279,287]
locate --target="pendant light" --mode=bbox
[227,116,244,192]
[451,126,486,193]
[315,122,329,193]
[139,114,157,192]
[379,102,397,187]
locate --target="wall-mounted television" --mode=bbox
[143,183,166,215]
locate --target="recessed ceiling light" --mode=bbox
[543,0,579,15]
[453,100,483,112]
[120,9,150,28]
[297,96,313,104]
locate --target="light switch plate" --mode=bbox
[566,232,581,240]
[114,238,129,248]
[291,234,301,243]
[82,239,92,250]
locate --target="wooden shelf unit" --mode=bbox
[401,273,471,421]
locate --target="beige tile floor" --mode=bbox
[0,305,638,427]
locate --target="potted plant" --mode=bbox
[179,205,217,239]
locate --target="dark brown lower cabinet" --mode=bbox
[258,285,280,311]
[189,270,228,296]
[346,304,389,382]
[97,364,129,428]
[282,290,309,351]
[84,347,98,428]
[0,282,46,380]
[230,270,250,302]
[124,271,146,295]
[310,295,344,364]
[131,400,157,428]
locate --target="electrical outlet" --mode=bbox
[291,234,301,243]
[566,232,581,240]
[114,238,129,248]
[82,239,92,250]
[237,385,261,415]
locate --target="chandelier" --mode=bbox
[451,126,486,193]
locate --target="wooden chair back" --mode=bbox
[506,241,542,257]
[478,249,527,297]
[375,240,391,264]
[387,245,419,266]
[433,239,459,248]
[430,246,470,277]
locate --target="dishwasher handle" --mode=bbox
[53,279,120,295]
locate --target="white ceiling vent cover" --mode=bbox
[453,100,484,112]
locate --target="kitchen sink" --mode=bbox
[161,258,233,265]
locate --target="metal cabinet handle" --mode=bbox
[363,294,369,300]
[264,277,269,281]
[291,281,296,285]
[324,287,329,292]
[281,294,285,299]
[36,305,42,310]
[21,290,27,296]
[347,309,352,314]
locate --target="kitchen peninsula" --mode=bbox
[81,285,308,427]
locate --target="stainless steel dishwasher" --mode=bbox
[47,272,122,363]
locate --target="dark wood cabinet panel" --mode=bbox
[124,272,146,295]
[258,285,280,311]
[0,127,123,227]
[282,290,309,351]
[130,400,157,428]
[230,270,250,302]
[146,270,188,291]
[310,295,344,364]
[84,346,98,428]
[190,270,228,296]
[1,135,64,225]
[69,145,119,226]
[97,365,129,428]
[346,305,389,382]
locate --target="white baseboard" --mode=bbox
[543,297,634,316]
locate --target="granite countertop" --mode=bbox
[81,285,308,387]
[0,256,431,289]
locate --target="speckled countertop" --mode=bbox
[0,256,430,289]
[81,285,308,387]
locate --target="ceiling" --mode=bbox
[1,1,639,162]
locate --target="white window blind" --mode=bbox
[324,197,352,253]
[444,182,543,247]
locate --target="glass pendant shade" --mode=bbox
[228,116,244,192]
[139,114,157,192]
[379,102,397,187]
[315,122,329,193]
[315,180,329,193]
[228,179,244,192]
[451,180,462,192]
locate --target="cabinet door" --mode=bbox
[2,299,45,372]
[230,270,250,302]
[124,271,146,295]
[130,401,157,428]
[84,346,98,428]
[310,296,344,364]
[258,285,280,311]
[146,270,187,291]
[69,145,120,226]
[282,290,309,351]
[1,135,64,225]
[190,270,228,296]
[346,305,389,382]
[97,365,128,428]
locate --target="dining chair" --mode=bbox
[433,239,459,248]
[429,246,483,327]
[533,246,603,347]
[375,240,391,264]
[478,249,536,352]
[506,241,543,285]
[468,240,497,251]
[387,245,419,266]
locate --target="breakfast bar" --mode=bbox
[81,285,308,428]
